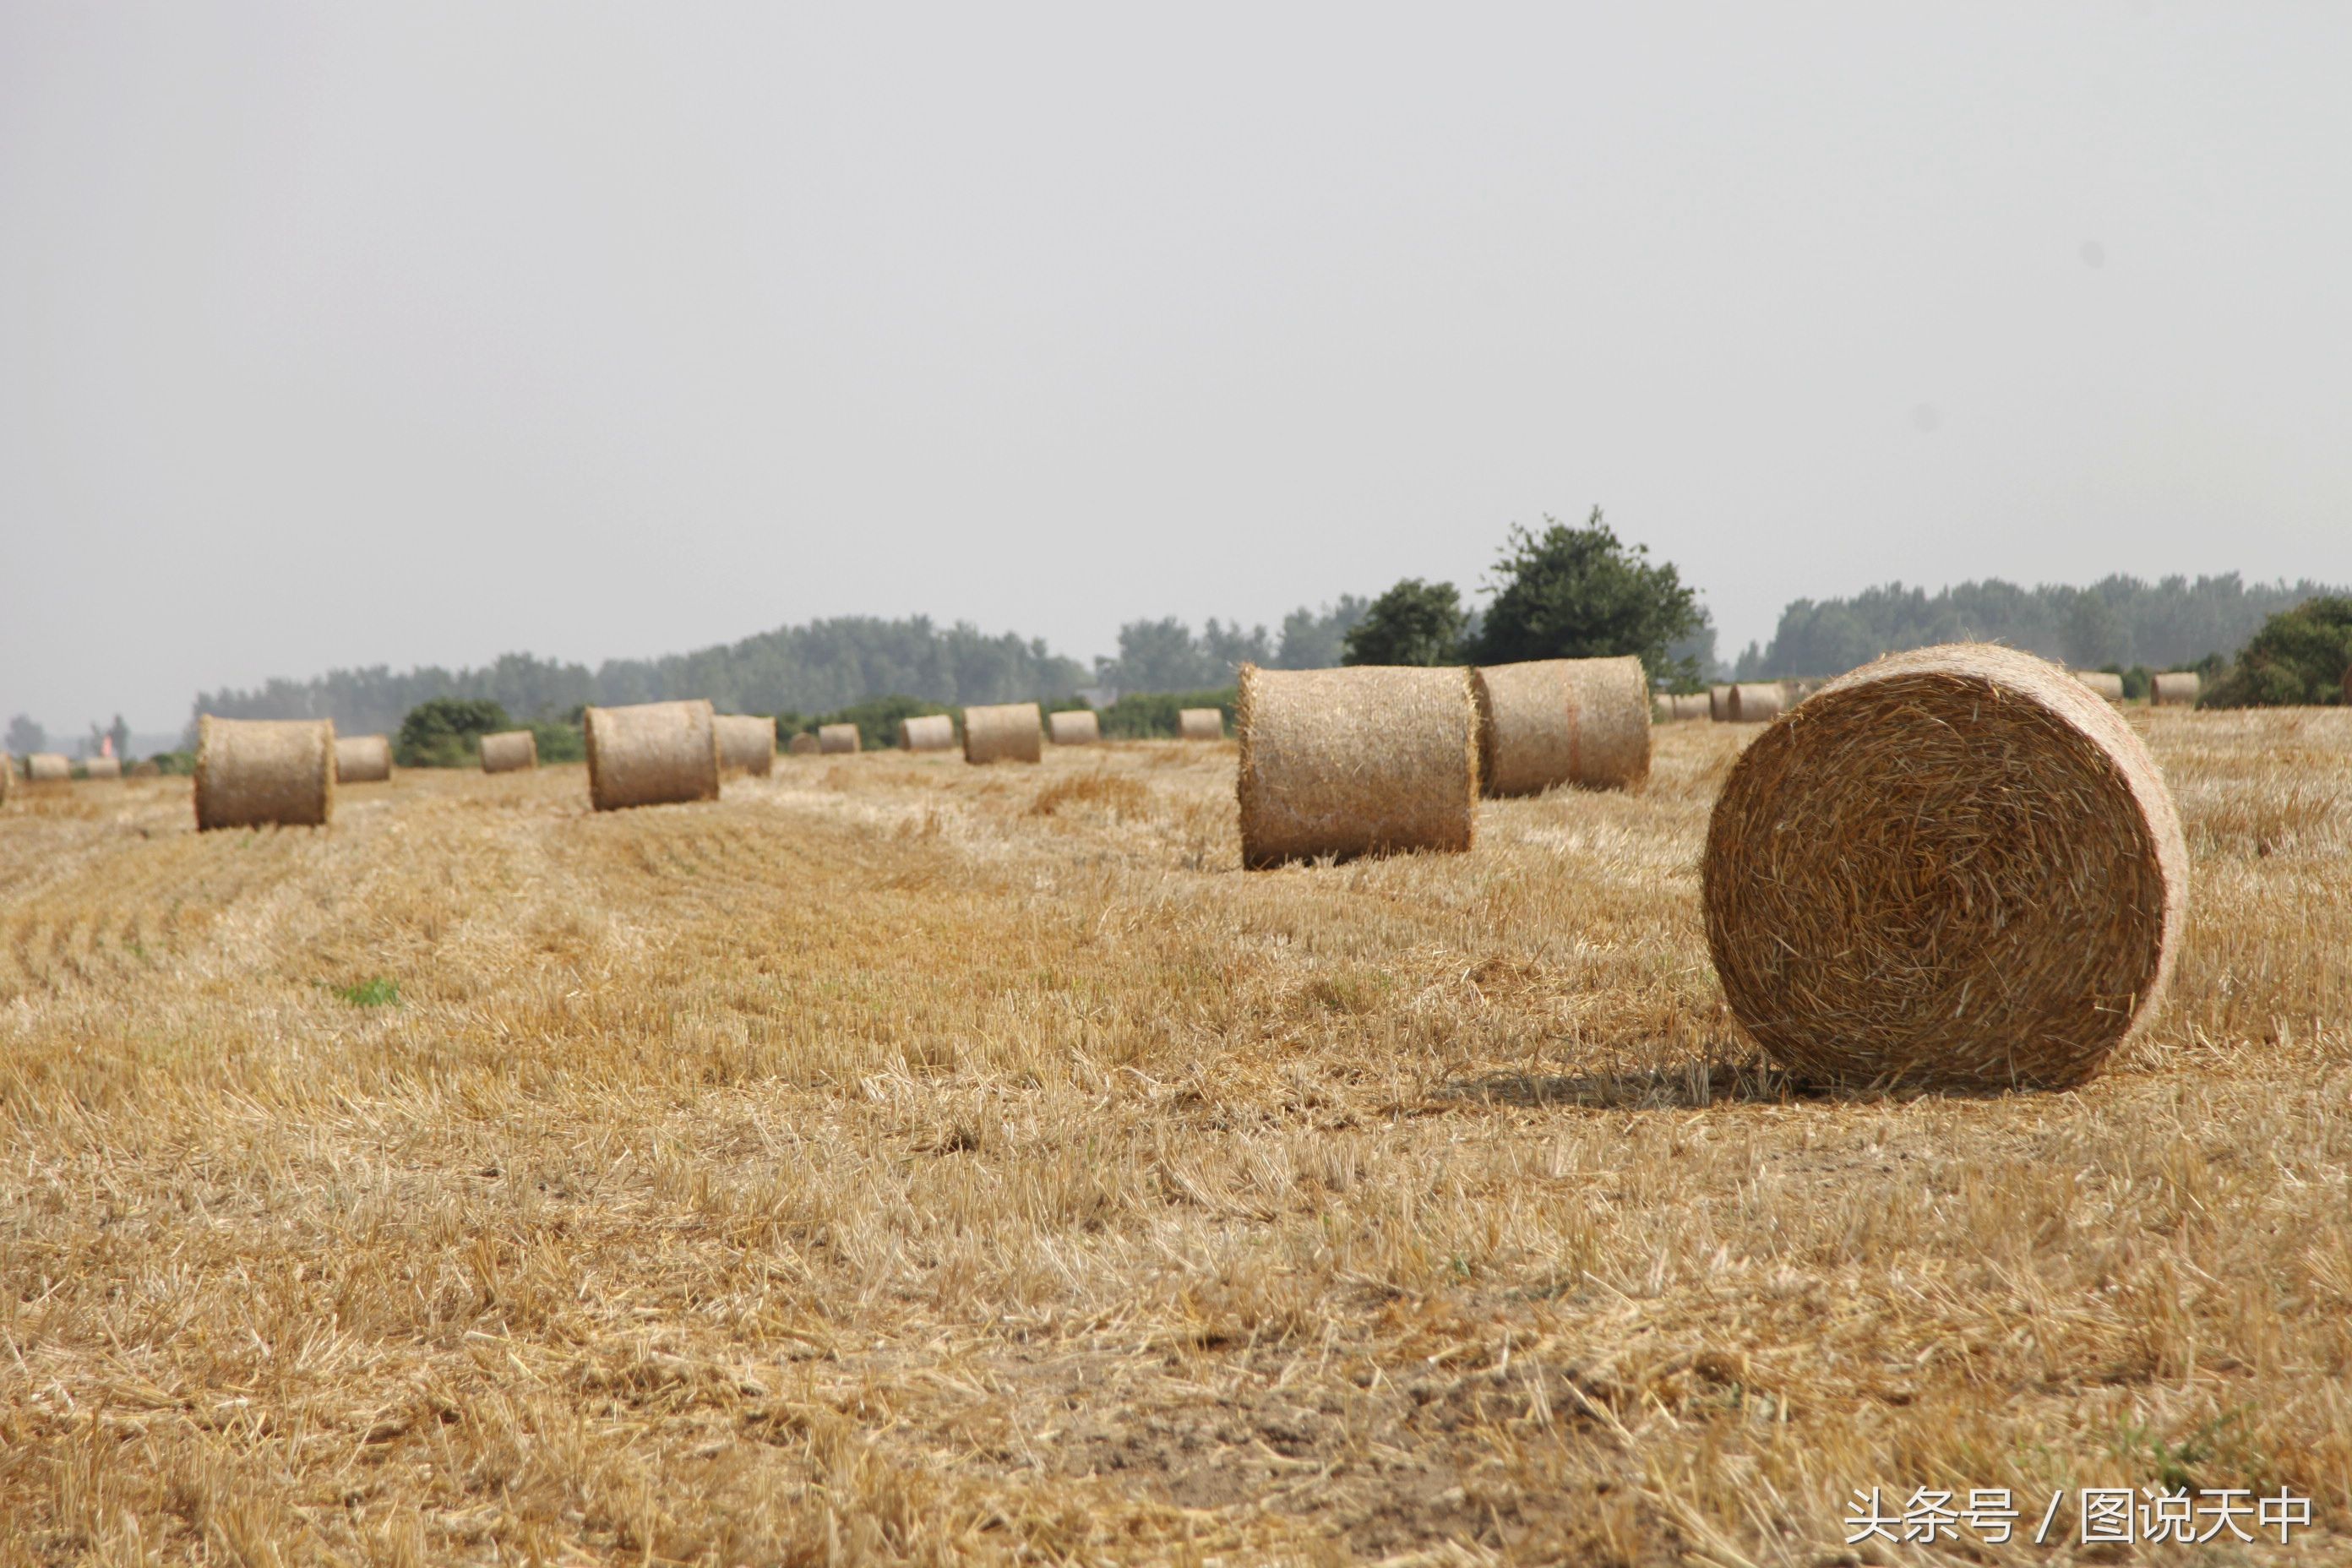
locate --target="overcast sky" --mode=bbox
[4,3,2349,734]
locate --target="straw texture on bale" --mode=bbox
[817,723,862,755]
[1177,707,1222,741]
[0,753,11,802]
[715,714,776,776]
[1727,682,1791,723]
[787,731,820,755]
[2150,671,2201,707]
[1702,642,2187,1090]
[479,730,537,773]
[1048,709,1101,746]
[334,735,393,783]
[84,757,122,780]
[1708,685,1731,722]
[962,703,1043,765]
[194,716,335,831]
[1662,693,1710,721]
[1471,656,1651,795]
[1236,664,1477,868]
[585,700,720,812]
[899,714,956,752]
[27,754,71,782]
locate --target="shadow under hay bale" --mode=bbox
[963,703,1042,765]
[1178,707,1224,741]
[715,714,776,776]
[1048,709,1101,746]
[1473,656,1651,796]
[2151,671,2202,707]
[335,735,393,783]
[1236,663,1477,868]
[195,716,335,830]
[899,714,956,752]
[480,731,537,773]
[1702,642,2187,1091]
[585,700,720,811]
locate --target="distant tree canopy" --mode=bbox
[1342,579,1467,667]
[2202,596,2352,707]
[6,714,46,754]
[1468,509,1704,689]
[1092,598,1370,693]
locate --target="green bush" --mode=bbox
[2202,597,2352,707]
[396,697,513,767]
[144,751,196,776]
[527,718,585,764]
[1097,687,1237,739]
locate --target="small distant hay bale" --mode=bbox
[1048,709,1101,746]
[787,731,820,755]
[2073,670,2126,702]
[585,700,720,811]
[2150,671,2201,707]
[0,753,12,802]
[84,756,122,780]
[818,723,862,755]
[1708,685,1732,722]
[194,716,335,830]
[1702,642,2186,1091]
[27,753,71,781]
[1728,682,1791,723]
[334,735,393,782]
[1666,693,1711,721]
[130,760,159,778]
[1178,707,1223,741]
[1236,664,1477,868]
[715,714,776,776]
[963,703,1043,765]
[900,714,956,752]
[1471,656,1651,795]
[479,730,537,773]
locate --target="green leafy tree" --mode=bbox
[5,715,44,755]
[1342,579,1467,667]
[396,697,513,767]
[1469,509,1701,686]
[2202,597,2352,707]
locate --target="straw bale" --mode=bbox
[818,723,862,755]
[334,735,393,783]
[1702,642,2186,1090]
[27,754,71,782]
[84,757,122,780]
[899,714,956,752]
[788,731,820,755]
[963,703,1043,765]
[1667,693,1711,721]
[2150,671,2201,707]
[479,730,537,773]
[194,716,335,830]
[130,760,159,778]
[585,700,720,812]
[1471,656,1650,796]
[2072,670,2125,702]
[0,753,11,803]
[1178,707,1224,741]
[715,714,776,776]
[1236,664,1477,868]
[1708,685,1731,722]
[1727,682,1790,723]
[1048,709,1101,746]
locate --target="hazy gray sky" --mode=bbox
[4,3,2349,733]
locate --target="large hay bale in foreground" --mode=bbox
[1048,709,1101,746]
[715,714,776,776]
[2150,671,2201,707]
[27,754,71,782]
[194,716,335,830]
[84,757,122,780]
[480,730,537,773]
[1728,682,1790,723]
[335,735,393,783]
[899,714,956,752]
[817,723,862,755]
[787,731,820,756]
[1178,707,1224,741]
[1471,656,1651,795]
[1237,664,1477,868]
[1702,642,2186,1090]
[585,700,719,811]
[2073,670,2126,702]
[963,703,1043,765]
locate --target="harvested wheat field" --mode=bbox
[1,711,2349,1565]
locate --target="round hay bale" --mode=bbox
[0,753,13,803]
[130,760,159,779]
[84,756,122,781]
[1471,656,1651,796]
[817,723,862,755]
[1708,685,1732,722]
[2150,671,2201,707]
[715,714,776,776]
[1236,663,1477,868]
[27,753,71,782]
[194,716,335,830]
[1668,693,1711,721]
[334,735,393,783]
[479,730,538,773]
[1178,707,1224,741]
[1702,642,2186,1090]
[2073,670,2126,702]
[787,731,820,756]
[1728,682,1790,723]
[585,700,720,812]
[963,703,1043,765]
[1048,709,1101,746]
[899,713,956,752]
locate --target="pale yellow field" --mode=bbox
[1,712,2348,1565]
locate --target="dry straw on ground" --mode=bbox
[193,715,335,831]
[1472,656,1652,796]
[334,735,393,783]
[963,702,1043,765]
[1236,663,1477,867]
[585,700,720,812]
[1178,707,1224,741]
[818,723,862,755]
[83,757,122,781]
[787,730,820,756]
[1704,642,2188,1089]
[26,753,70,782]
[1048,709,1101,746]
[2075,670,2127,702]
[1727,682,1791,723]
[899,713,956,752]
[2152,671,2202,707]
[714,714,776,777]
[479,730,537,773]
